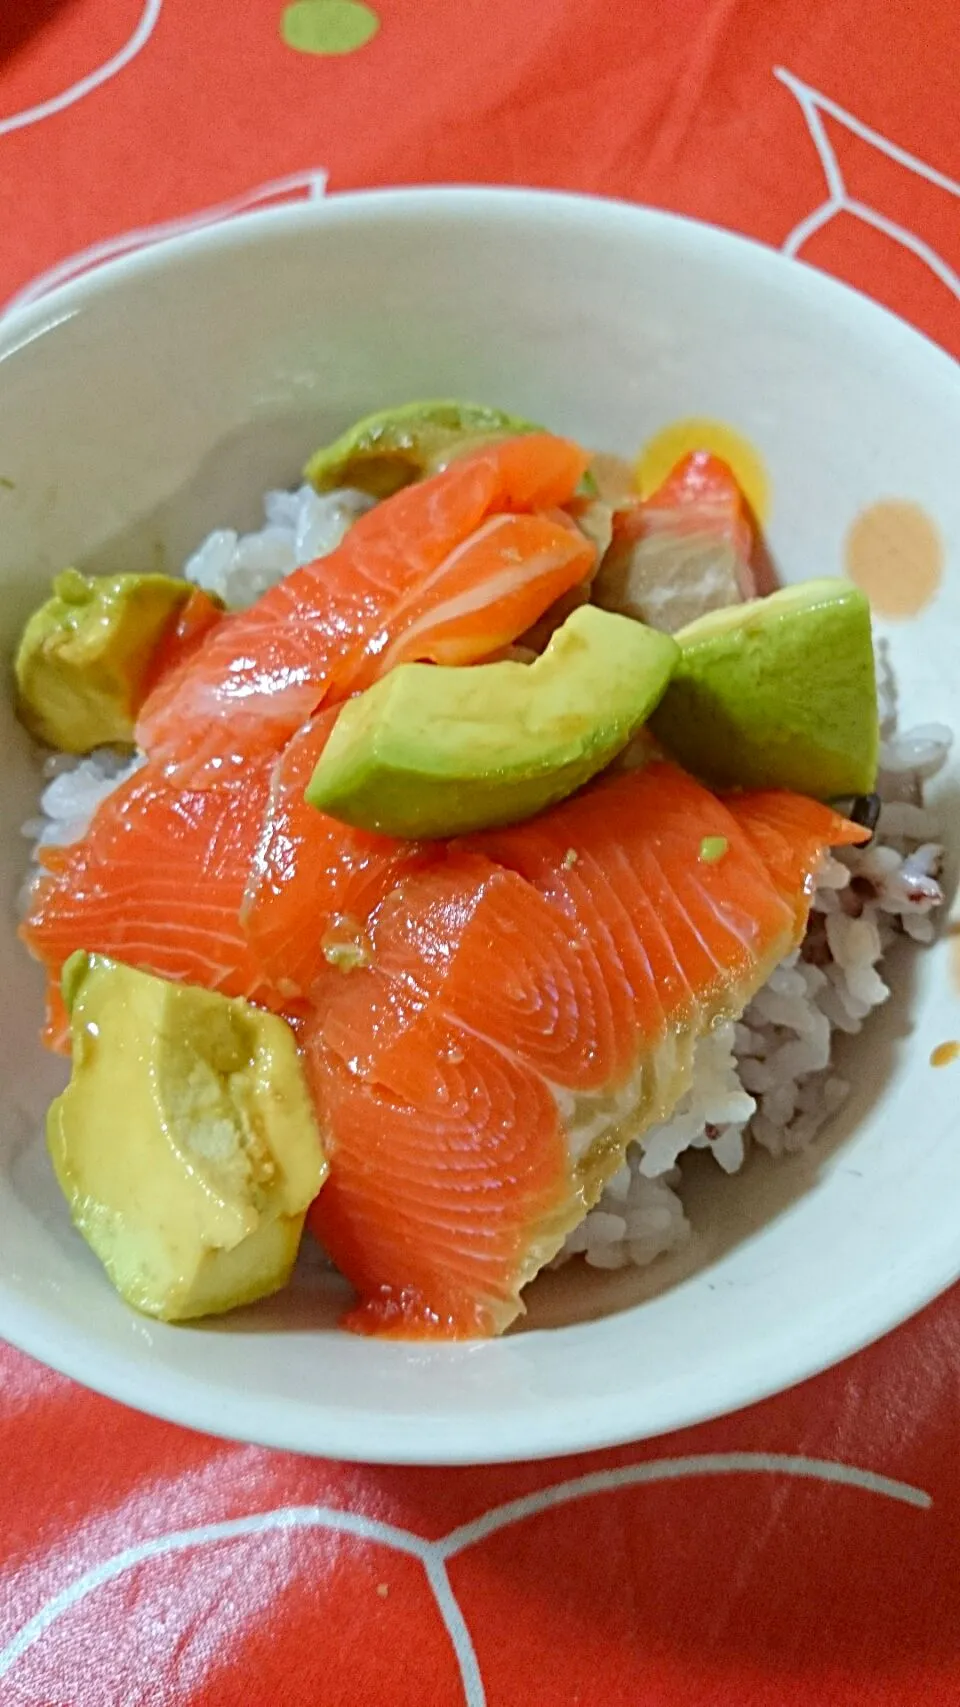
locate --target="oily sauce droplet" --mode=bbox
[844,501,943,618]
[930,1041,960,1068]
[321,912,373,972]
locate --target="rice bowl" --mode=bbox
[0,188,958,1463]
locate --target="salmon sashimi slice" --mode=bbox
[242,710,430,1001]
[334,510,595,695]
[593,451,757,634]
[21,756,298,1049]
[724,790,870,928]
[317,848,631,1094]
[474,763,802,1024]
[306,1012,568,1338]
[306,762,860,1338]
[136,433,589,783]
[141,587,224,695]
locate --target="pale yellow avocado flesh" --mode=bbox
[47,954,327,1322]
[15,569,198,753]
[304,398,600,500]
[306,605,679,838]
[304,400,543,498]
[651,578,879,799]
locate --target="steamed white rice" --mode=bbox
[20,491,949,1278]
[182,484,375,608]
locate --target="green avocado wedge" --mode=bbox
[305,605,679,839]
[304,400,545,498]
[650,578,879,799]
[14,568,200,753]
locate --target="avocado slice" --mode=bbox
[47,953,327,1322]
[304,399,545,498]
[305,604,679,839]
[14,569,204,753]
[650,579,879,799]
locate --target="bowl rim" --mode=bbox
[2,184,959,1465]
[2,182,958,385]
[3,1247,958,1464]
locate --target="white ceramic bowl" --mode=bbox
[2,189,959,1464]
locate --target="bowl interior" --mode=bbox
[1,190,959,1463]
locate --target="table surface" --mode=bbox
[1,4,959,1703]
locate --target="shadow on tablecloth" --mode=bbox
[0,0,83,70]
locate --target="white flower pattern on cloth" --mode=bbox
[0,0,164,139]
[776,66,960,300]
[0,169,329,321]
[0,1453,930,1706]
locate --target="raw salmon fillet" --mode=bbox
[723,790,868,927]
[306,763,867,1338]
[136,434,589,782]
[242,709,430,1002]
[141,587,224,693]
[335,509,595,694]
[21,754,301,1048]
[307,1008,567,1339]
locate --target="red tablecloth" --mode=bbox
[2,5,959,1703]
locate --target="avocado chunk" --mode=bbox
[47,954,327,1322]
[15,569,201,752]
[304,400,545,498]
[650,578,879,799]
[305,605,679,838]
